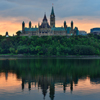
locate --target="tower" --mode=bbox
[71,21,73,30]
[22,21,25,33]
[50,6,55,28]
[29,21,31,29]
[5,32,9,37]
[64,21,67,29]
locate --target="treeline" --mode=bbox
[0,59,100,78]
[0,34,100,55]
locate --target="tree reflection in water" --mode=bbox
[0,59,100,100]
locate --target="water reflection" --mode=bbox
[0,59,100,100]
[21,75,77,99]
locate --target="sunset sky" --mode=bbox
[0,0,100,36]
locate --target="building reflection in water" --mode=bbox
[90,78,100,84]
[1,59,100,100]
[21,75,78,100]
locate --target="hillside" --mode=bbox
[0,34,100,55]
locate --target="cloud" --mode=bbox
[1,0,100,18]
[0,0,100,35]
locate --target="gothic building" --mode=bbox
[21,6,79,36]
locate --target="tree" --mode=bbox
[9,47,15,54]
[73,45,96,55]
[16,31,21,36]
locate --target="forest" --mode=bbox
[0,34,100,55]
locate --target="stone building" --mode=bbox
[21,6,79,36]
[79,31,87,36]
[90,28,100,35]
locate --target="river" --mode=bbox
[0,58,100,100]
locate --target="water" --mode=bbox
[0,58,100,100]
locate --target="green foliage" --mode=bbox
[35,46,43,55]
[16,31,21,36]
[17,45,29,54]
[73,45,95,55]
[0,48,3,54]
[0,35,100,55]
[9,47,15,54]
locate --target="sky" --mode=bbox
[0,0,100,35]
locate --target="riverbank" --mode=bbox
[0,54,100,59]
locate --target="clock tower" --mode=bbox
[50,6,55,28]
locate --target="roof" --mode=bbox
[22,21,25,24]
[91,28,100,31]
[74,27,78,30]
[51,27,65,31]
[40,22,50,28]
[43,14,47,22]
[66,27,71,34]
[64,21,66,23]
[91,28,100,32]
[51,6,55,15]
[40,14,51,28]
[29,21,31,24]
[91,28,100,30]
[71,21,73,23]
[25,28,38,32]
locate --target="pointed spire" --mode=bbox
[71,21,73,24]
[51,6,54,15]
[43,14,47,22]
[22,21,25,24]
[64,21,66,24]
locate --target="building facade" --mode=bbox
[79,31,87,36]
[21,7,79,36]
[91,28,100,35]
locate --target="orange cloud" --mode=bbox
[0,21,21,36]
[56,16,100,33]
[0,16,100,36]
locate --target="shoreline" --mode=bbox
[0,54,100,59]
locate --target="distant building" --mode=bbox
[79,31,87,36]
[90,28,100,35]
[21,6,79,37]
[5,32,9,37]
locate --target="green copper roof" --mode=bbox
[66,27,71,34]
[74,27,78,30]
[25,28,38,32]
[71,21,73,23]
[22,21,25,24]
[64,21,66,23]
[25,28,28,31]
[51,6,54,15]
[51,27,65,31]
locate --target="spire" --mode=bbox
[71,21,73,24]
[43,14,47,22]
[22,21,25,24]
[29,21,31,28]
[51,6,54,15]
[50,6,55,27]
